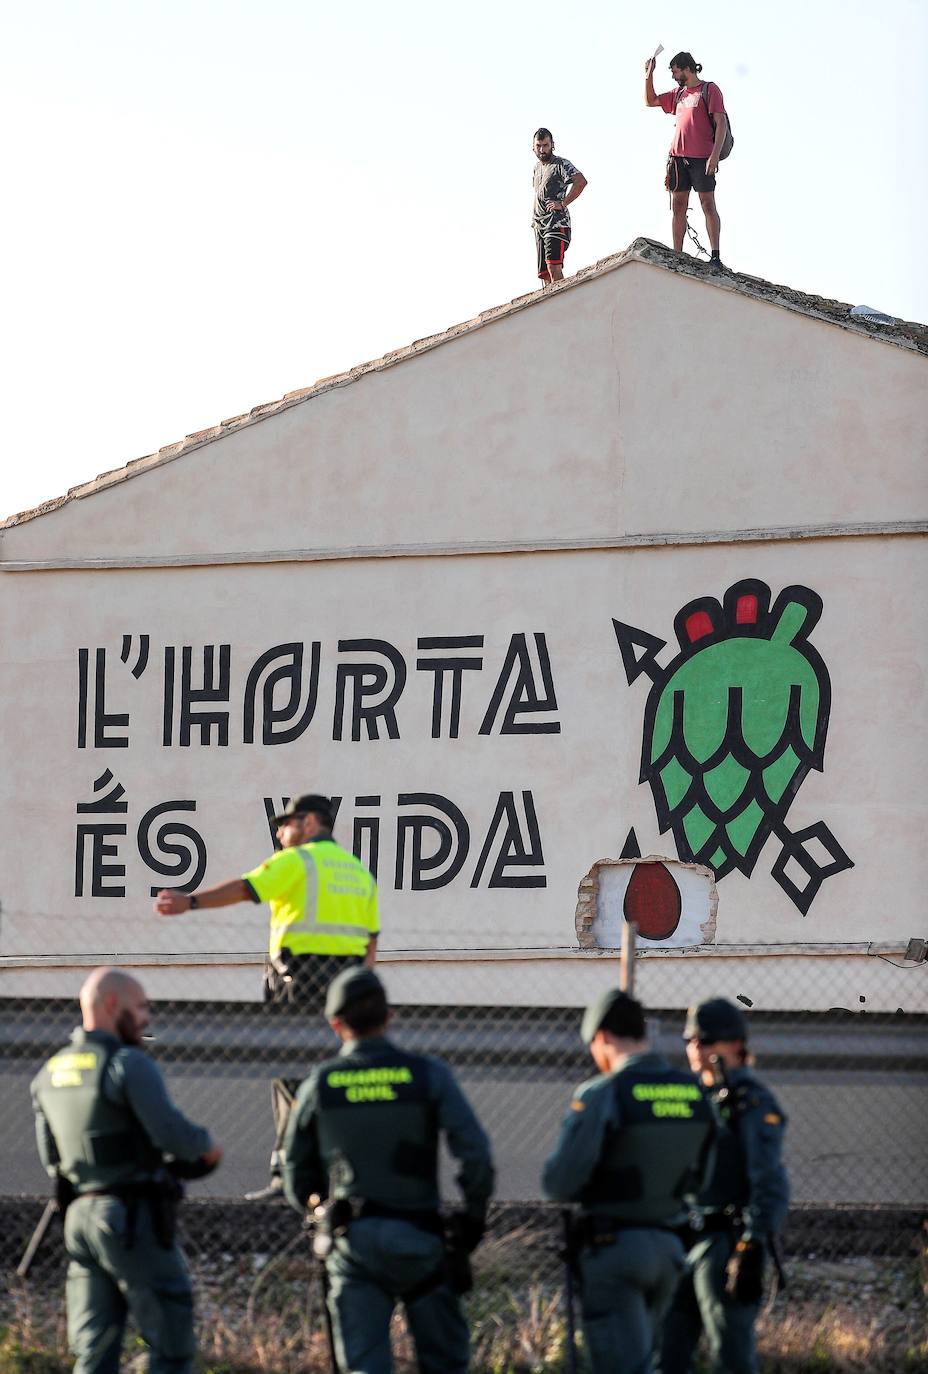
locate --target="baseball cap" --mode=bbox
[272,794,335,828]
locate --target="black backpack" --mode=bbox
[675,80,734,159]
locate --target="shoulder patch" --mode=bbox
[763,1112,782,1125]
[570,1100,585,1113]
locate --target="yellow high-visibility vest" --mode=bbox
[244,838,379,958]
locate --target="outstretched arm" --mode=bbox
[154,877,252,917]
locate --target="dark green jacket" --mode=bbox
[31,1028,213,1193]
[543,1050,716,1225]
[283,1034,494,1217]
[699,1065,789,1238]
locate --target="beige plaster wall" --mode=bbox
[1,536,924,1007]
[2,261,926,566]
[2,262,925,1008]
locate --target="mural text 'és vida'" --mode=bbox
[73,582,852,925]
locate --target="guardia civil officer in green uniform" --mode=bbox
[543,989,716,1374]
[283,967,495,1374]
[31,967,222,1374]
[154,791,379,1196]
[659,997,790,1374]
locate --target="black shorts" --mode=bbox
[535,223,571,278]
[668,156,716,194]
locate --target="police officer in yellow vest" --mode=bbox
[154,792,379,1195]
[543,989,716,1374]
[154,792,379,999]
[31,967,221,1374]
[283,966,495,1374]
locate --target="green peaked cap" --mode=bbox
[683,997,748,1041]
[325,967,386,1019]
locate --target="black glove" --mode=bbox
[725,1238,766,1304]
[448,1210,486,1255]
[167,1155,218,1181]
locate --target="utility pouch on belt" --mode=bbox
[444,1242,473,1296]
[580,1214,621,1248]
[443,1213,476,1296]
[149,1175,184,1250]
[55,1173,77,1218]
[559,1211,581,1276]
[311,1196,354,1260]
[725,1237,766,1304]
[167,1155,218,1182]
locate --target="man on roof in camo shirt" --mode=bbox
[531,128,587,287]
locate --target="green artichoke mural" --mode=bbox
[613,580,853,914]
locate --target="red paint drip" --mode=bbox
[685,610,714,642]
[623,863,682,941]
[736,594,758,625]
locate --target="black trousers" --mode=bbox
[264,952,364,1168]
[263,950,364,1012]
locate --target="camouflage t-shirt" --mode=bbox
[532,155,582,230]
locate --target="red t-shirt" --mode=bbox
[658,82,725,159]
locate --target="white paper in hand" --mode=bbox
[652,43,664,60]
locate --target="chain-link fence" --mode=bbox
[2,949,925,1368]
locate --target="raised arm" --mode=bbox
[644,57,661,107]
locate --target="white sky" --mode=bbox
[2,0,925,520]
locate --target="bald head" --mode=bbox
[80,967,150,1045]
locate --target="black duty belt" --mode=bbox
[78,1179,181,1251]
[357,1201,444,1235]
[694,1210,743,1234]
[80,1182,160,1201]
[577,1214,678,1248]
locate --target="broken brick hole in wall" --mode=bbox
[623,862,682,940]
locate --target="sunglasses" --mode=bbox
[684,1036,718,1047]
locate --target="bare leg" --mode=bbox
[698,191,721,254]
[671,191,689,253]
[548,263,564,283]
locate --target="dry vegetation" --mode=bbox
[2,1227,925,1373]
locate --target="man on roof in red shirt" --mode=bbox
[645,50,729,273]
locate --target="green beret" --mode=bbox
[324,967,386,1019]
[683,997,748,1042]
[580,988,645,1045]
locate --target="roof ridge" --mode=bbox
[3,238,925,529]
